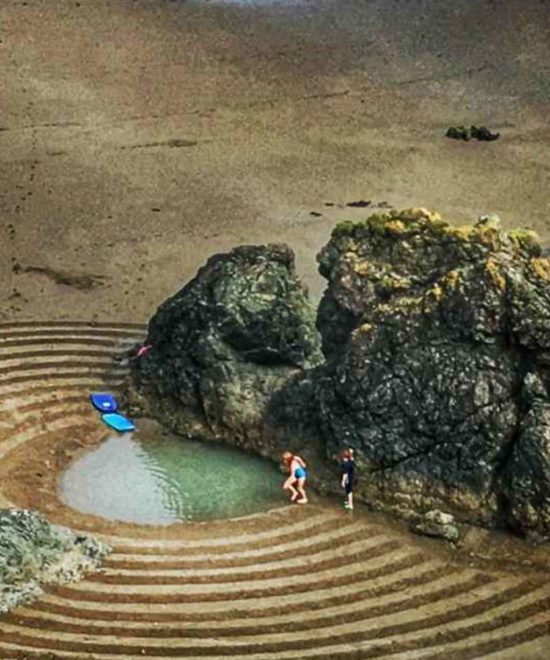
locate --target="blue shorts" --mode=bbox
[294,467,307,480]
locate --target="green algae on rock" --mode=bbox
[316,208,550,541]
[0,509,109,613]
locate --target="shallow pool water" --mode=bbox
[60,431,285,524]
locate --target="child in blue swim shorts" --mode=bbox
[282,452,308,504]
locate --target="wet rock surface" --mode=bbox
[0,509,109,613]
[316,209,550,540]
[128,210,550,541]
[126,243,322,454]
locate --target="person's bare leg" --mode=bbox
[346,492,354,510]
[283,476,299,501]
[296,478,308,503]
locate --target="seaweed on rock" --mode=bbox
[0,509,109,613]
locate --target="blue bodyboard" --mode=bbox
[101,413,135,433]
[90,393,119,413]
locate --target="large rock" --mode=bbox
[127,244,322,454]
[0,509,109,613]
[127,211,550,541]
[315,209,550,539]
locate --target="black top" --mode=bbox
[341,458,355,480]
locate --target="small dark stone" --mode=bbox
[446,125,500,141]
[346,200,371,208]
[474,125,500,141]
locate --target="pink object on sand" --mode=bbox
[137,344,152,358]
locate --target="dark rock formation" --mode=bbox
[127,210,550,542]
[126,244,322,454]
[446,125,500,141]
[315,208,550,540]
[0,509,109,613]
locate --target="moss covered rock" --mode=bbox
[0,509,109,613]
[315,209,550,539]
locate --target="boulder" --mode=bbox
[126,244,322,454]
[127,210,550,541]
[411,509,460,543]
[315,208,550,538]
[0,509,109,613]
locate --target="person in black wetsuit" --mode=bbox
[341,448,356,510]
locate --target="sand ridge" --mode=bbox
[0,322,548,658]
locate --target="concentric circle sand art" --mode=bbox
[0,323,548,658]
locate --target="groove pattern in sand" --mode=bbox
[0,322,548,659]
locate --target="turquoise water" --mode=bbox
[60,431,285,524]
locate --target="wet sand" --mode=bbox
[1,0,549,322]
[0,326,548,658]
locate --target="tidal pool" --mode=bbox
[60,431,284,524]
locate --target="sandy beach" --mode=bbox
[1,0,549,321]
[1,5,550,654]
